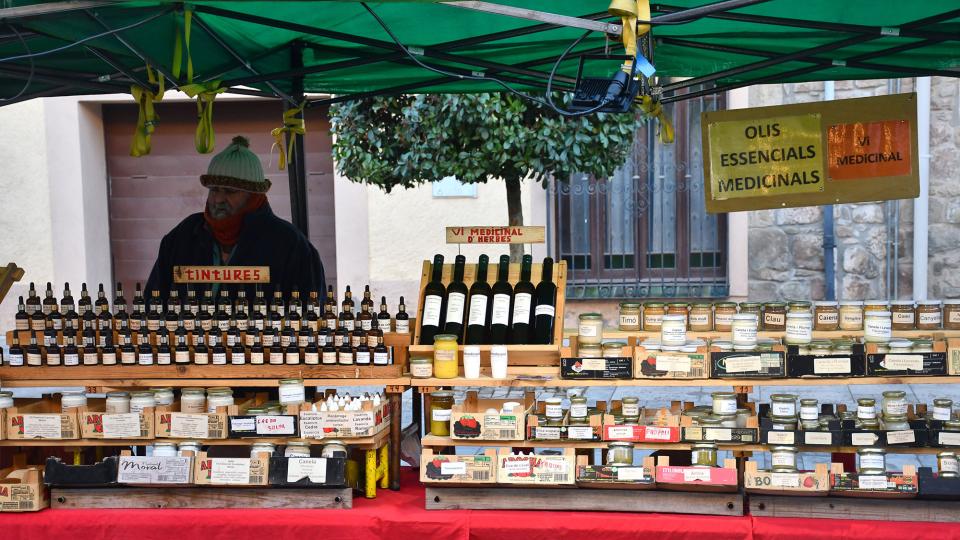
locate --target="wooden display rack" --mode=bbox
[51,486,352,509]
[408,260,566,366]
[749,494,960,522]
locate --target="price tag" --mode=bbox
[581,358,606,371]
[169,414,210,439]
[607,426,635,439]
[771,473,800,488]
[567,426,595,440]
[724,356,763,373]
[118,456,192,484]
[643,426,674,441]
[813,357,851,374]
[502,459,533,475]
[535,427,561,440]
[209,458,251,484]
[804,432,833,445]
[704,428,732,441]
[767,431,795,445]
[683,468,712,482]
[616,467,648,481]
[851,432,879,446]
[858,475,889,490]
[886,430,916,444]
[440,462,467,476]
[22,415,62,439]
[884,354,924,371]
[655,355,692,373]
[256,416,296,436]
[940,432,960,446]
[102,413,142,438]
[287,458,327,484]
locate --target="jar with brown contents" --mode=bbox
[688,303,713,332]
[643,302,665,332]
[618,302,642,331]
[762,302,787,331]
[945,300,960,330]
[890,300,916,331]
[739,302,762,330]
[666,302,689,327]
[917,300,942,330]
[713,302,737,332]
[839,301,864,331]
[813,301,839,331]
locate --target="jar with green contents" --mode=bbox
[606,441,634,466]
[691,442,718,467]
[620,397,640,422]
[770,446,798,472]
[569,397,589,425]
[430,391,454,436]
[857,448,886,475]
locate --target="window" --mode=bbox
[555,92,727,299]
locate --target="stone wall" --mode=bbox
[747,77,956,302]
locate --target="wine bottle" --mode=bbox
[533,257,558,344]
[509,254,534,344]
[443,254,468,339]
[488,255,513,344]
[464,255,491,345]
[419,254,446,345]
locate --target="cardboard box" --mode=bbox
[786,344,867,377]
[654,456,739,492]
[760,415,843,446]
[924,420,960,448]
[79,399,155,439]
[44,456,119,486]
[634,346,710,379]
[297,399,390,440]
[268,456,348,487]
[5,398,79,440]
[917,466,960,500]
[116,450,194,485]
[575,455,656,489]
[681,413,760,444]
[710,348,786,378]
[865,341,948,376]
[526,401,605,441]
[194,451,269,486]
[830,463,918,498]
[0,456,47,512]
[948,338,960,375]
[841,405,928,447]
[449,391,534,441]
[496,448,575,485]
[227,402,301,439]
[744,461,830,496]
[155,399,247,439]
[602,403,681,443]
[560,357,633,380]
[420,449,496,484]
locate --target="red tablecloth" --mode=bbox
[2,471,960,540]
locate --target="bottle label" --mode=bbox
[82,352,98,366]
[250,351,264,365]
[858,405,877,419]
[378,318,391,333]
[422,295,443,327]
[46,353,61,366]
[919,312,942,325]
[512,293,532,325]
[237,319,249,331]
[281,335,292,348]
[304,352,319,365]
[27,353,42,366]
[101,352,116,365]
[771,402,796,417]
[121,351,136,364]
[15,319,28,330]
[165,321,178,332]
[200,320,213,332]
[367,335,378,348]
[771,452,795,467]
[764,313,785,327]
[8,353,24,366]
[545,403,563,419]
[445,292,466,325]
[147,320,160,332]
[536,304,556,318]
[288,319,302,331]
[30,319,44,331]
[619,314,639,328]
[570,403,588,418]
[285,352,301,365]
[194,352,209,365]
[432,409,452,422]
[622,403,640,417]
[800,405,819,420]
[491,294,511,326]
[245,334,256,347]
[395,319,410,334]
[269,351,284,365]
[176,350,191,363]
[263,334,275,347]
[892,311,915,324]
[374,351,389,365]
[231,351,245,365]
[338,351,354,365]
[343,319,355,331]
[322,351,337,364]
[355,351,371,365]
[157,352,171,365]
[211,352,227,365]
[785,319,812,340]
[934,406,952,421]
[130,319,142,331]
[138,353,154,365]
[865,317,892,338]
[52,319,64,331]
[298,335,310,348]
[42,305,52,316]
[25,304,36,315]
[64,353,79,366]
[817,312,839,325]
[361,319,372,331]
[351,336,363,348]
[468,295,489,326]
[217,320,230,331]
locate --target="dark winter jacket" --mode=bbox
[145,203,326,302]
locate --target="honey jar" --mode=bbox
[713,302,737,332]
[688,303,713,331]
[762,302,787,331]
[813,301,839,331]
[643,302,665,332]
[890,300,916,331]
[917,300,942,330]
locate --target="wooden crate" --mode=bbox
[408,259,566,367]
[78,399,155,440]
[744,461,830,496]
[5,398,80,440]
[0,455,46,512]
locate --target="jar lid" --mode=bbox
[714,302,737,307]
[890,300,916,306]
[933,398,953,405]
[207,389,233,396]
[938,451,957,457]
[813,301,839,307]
[788,301,812,307]
[131,391,154,398]
[182,387,205,394]
[608,441,634,448]
[153,442,177,447]
[622,396,639,403]
[858,447,886,454]
[660,345,681,352]
[323,439,346,446]
[944,300,960,305]
[888,339,913,348]
[286,440,311,447]
[667,302,689,307]
[643,302,665,308]
[603,341,628,347]
[570,396,587,403]
[207,386,232,393]
[662,314,686,322]
[692,442,718,449]
[279,378,304,384]
[918,299,943,306]
[839,301,864,306]
[732,313,758,320]
[63,391,86,397]
[410,357,432,364]
[0,390,13,397]
[433,334,458,342]
[579,313,603,319]
[764,302,787,308]
[864,310,892,317]
[430,390,454,398]
[177,441,202,447]
[786,311,813,319]
[545,397,562,404]
[739,302,761,308]
[691,302,712,308]
[711,392,736,398]
[619,302,642,308]
[770,394,797,401]
[800,398,818,405]
[680,345,699,353]
[106,391,130,398]
[882,390,906,398]
[733,345,756,351]
[770,446,798,452]
[711,340,733,348]
[857,397,876,404]
[151,387,173,393]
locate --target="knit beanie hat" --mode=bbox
[200,136,272,193]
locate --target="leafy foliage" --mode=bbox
[329,93,643,192]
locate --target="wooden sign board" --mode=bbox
[701,93,919,213]
[173,266,270,284]
[446,226,545,244]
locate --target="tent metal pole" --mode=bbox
[0,64,127,92]
[651,0,773,23]
[439,1,621,35]
[286,40,309,236]
[0,1,108,20]
[83,45,150,88]
[85,9,181,90]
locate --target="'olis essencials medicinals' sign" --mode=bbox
[701,93,919,213]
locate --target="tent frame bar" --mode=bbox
[440,1,621,35]
[84,8,181,90]
[0,1,109,21]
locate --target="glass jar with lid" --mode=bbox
[771,417,797,431]
[620,396,640,422]
[410,357,433,378]
[618,303,642,331]
[130,391,156,414]
[731,314,759,348]
[206,389,234,413]
[762,302,787,331]
[882,390,908,417]
[578,313,604,344]
[544,397,564,425]
[279,378,306,405]
[864,300,889,313]
[770,446,798,472]
[688,303,713,332]
[150,387,174,407]
[739,303,762,329]
[888,339,913,354]
[569,397,589,424]
[152,442,178,458]
[429,391,454,436]
[882,415,910,431]
[864,311,892,343]
[813,301,840,331]
[770,394,798,419]
[643,303,665,331]
[61,391,87,412]
[578,343,602,358]
[839,301,864,331]
[666,303,689,326]
[177,441,202,456]
[735,408,751,428]
[933,398,953,421]
[0,391,13,410]
[321,440,347,458]
[917,300,942,330]
[606,441,634,466]
[181,388,206,413]
[433,334,459,379]
[799,398,819,421]
[857,447,886,475]
[713,302,738,332]
[785,312,813,345]
[890,301,916,330]
[788,301,812,313]
[711,392,738,415]
[912,339,935,353]
[938,451,959,478]
[857,398,877,420]
[691,442,718,467]
[831,340,854,355]
[106,391,131,413]
[284,441,312,457]
[945,300,960,330]
[602,342,627,358]
[945,420,960,432]
[660,314,687,347]
[251,442,276,458]
[712,340,734,352]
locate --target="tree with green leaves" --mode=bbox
[330,92,644,259]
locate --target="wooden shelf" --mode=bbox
[0,428,390,449]
[0,377,411,389]
[562,328,960,340]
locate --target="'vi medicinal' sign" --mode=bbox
[701,93,918,213]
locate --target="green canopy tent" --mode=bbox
[1,0,958,233]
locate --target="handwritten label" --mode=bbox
[567,426,594,440]
[287,458,327,484]
[102,413,142,438]
[858,475,889,490]
[616,467,648,481]
[581,358,606,371]
[644,426,674,441]
[440,462,468,476]
[768,431,795,445]
[502,459,533,475]
[118,456,191,484]
[170,414,210,439]
[446,226,545,245]
[852,432,879,446]
[22,415,63,439]
[724,356,763,373]
[813,357,851,374]
[704,428,733,441]
[607,426,635,439]
[230,418,256,432]
[173,266,269,284]
[805,432,833,445]
[209,458,251,485]
[535,427,561,440]
[683,468,713,482]
[256,416,296,436]
[771,473,800,488]
[884,354,924,371]
[351,413,376,434]
[655,355,692,373]
[886,430,916,444]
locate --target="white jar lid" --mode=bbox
[732,313,758,321]
[786,312,813,319]
[839,301,864,306]
[864,310,892,317]
[813,301,838,306]
[890,300,916,306]
[918,299,943,306]
[661,314,686,322]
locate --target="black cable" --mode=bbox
[545,29,620,117]
[1,23,34,102]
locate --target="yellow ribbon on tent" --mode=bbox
[609,0,651,74]
[639,95,674,144]
[271,103,306,170]
[129,65,164,157]
[180,81,226,154]
[172,8,194,84]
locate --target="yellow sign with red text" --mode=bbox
[446,226,545,244]
[173,266,270,284]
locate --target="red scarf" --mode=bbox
[204,194,267,247]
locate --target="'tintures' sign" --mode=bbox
[446,226,545,244]
[173,266,270,284]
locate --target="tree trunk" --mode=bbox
[505,177,524,262]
